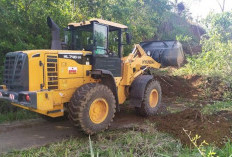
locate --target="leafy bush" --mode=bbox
[174,11,232,85]
[175,41,232,82]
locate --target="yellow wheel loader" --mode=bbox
[0,17,167,134]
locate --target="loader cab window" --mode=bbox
[66,25,93,51]
[93,23,121,57]
[93,23,108,55]
[65,23,122,58]
[75,28,93,51]
[109,30,120,57]
[72,27,94,51]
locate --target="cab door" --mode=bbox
[93,23,121,77]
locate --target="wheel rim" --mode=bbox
[149,89,159,108]
[89,98,109,124]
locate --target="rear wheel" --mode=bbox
[68,83,116,134]
[135,80,162,116]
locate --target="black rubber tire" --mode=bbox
[67,83,116,135]
[135,80,162,116]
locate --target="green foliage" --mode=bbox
[216,141,232,157]
[174,11,232,84]
[0,0,173,57]
[176,34,192,42]
[0,100,38,123]
[204,12,232,42]
[0,0,73,55]
[175,41,232,81]
[180,142,232,157]
[0,109,38,123]
[0,100,16,113]
[158,13,195,41]
[202,101,232,115]
[0,0,199,57]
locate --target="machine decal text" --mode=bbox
[142,60,154,64]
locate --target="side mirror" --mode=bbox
[126,32,132,45]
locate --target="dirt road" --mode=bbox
[0,120,79,153]
[0,111,145,153]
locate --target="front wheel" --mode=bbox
[68,83,116,135]
[135,80,162,116]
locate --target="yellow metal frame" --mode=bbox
[116,44,161,104]
[9,50,98,117]
[7,44,160,117]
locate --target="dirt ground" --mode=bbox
[0,111,145,153]
[152,109,232,147]
[0,75,231,153]
[154,75,199,99]
[152,75,232,147]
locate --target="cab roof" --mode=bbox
[68,18,128,31]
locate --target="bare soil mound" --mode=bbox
[154,74,231,101]
[154,75,199,99]
[151,109,232,147]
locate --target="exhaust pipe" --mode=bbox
[47,16,62,50]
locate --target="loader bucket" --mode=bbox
[140,40,185,67]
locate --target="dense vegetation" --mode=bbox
[0,0,165,54]
[0,0,200,55]
[175,11,232,84]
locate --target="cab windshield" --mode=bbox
[65,25,93,51]
[65,23,108,55]
[64,22,121,57]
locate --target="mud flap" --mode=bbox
[129,75,154,107]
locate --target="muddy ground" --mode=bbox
[153,75,232,147]
[152,109,232,147]
[0,110,147,153]
[0,75,231,153]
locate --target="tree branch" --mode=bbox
[216,0,225,12]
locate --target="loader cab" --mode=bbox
[65,19,130,77]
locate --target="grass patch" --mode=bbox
[3,127,184,157]
[0,100,38,123]
[2,122,232,156]
[202,101,232,115]
[180,142,232,157]
[0,109,38,124]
